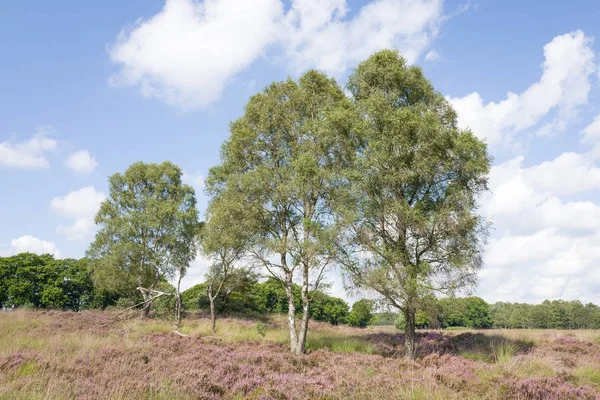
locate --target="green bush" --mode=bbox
[348,299,374,328]
[255,322,267,337]
[395,313,405,331]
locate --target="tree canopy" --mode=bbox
[87,161,199,316]
[206,70,357,354]
[338,50,491,358]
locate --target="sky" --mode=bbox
[2,0,600,305]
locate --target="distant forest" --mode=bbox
[2,253,599,330]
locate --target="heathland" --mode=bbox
[1,310,600,399]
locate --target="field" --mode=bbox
[1,311,600,399]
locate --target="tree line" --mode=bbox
[4,253,599,331]
[0,253,369,327]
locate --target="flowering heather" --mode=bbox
[500,377,599,400]
[1,311,600,399]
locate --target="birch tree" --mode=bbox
[87,161,199,318]
[339,50,491,359]
[201,197,245,333]
[206,71,356,354]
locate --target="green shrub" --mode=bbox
[255,322,267,337]
[395,313,405,331]
[348,299,374,328]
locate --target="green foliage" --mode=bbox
[181,283,207,310]
[434,297,493,329]
[180,276,349,325]
[206,69,357,353]
[338,49,491,357]
[395,313,405,331]
[370,311,397,326]
[0,253,100,310]
[348,299,375,328]
[415,311,430,329]
[152,281,177,316]
[489,300,600,329]
[308,290,349,325]
[255,322,267,337]
[87,161,199,302]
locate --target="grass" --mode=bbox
[306,334,375,353]
[1,310,600,399]
[574,366,600,389]
[490,340,519,363]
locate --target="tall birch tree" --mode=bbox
[206,70,356,354]
[339,50,491,359]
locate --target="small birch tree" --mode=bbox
[87,161,199,318]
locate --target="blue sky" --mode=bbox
[2,0,600,304]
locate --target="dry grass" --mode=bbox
[1,310,599,399]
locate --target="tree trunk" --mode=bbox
[404,307,417,359]
[209,295,216,334]
[175,267,183,328]
[297,264,310,355]
[140,290,151,319]
[284,271,299,354]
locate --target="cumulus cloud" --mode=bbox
[109,0,444,108]
[64,150,98,174]
[479,143,600,303]
[0,235,61,258]
[0,127,57,169]
[281,0,442,73]
[50,186,106,241]
[449,31,596,147]
[109,0,284,108]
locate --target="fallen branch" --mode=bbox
[99,287,174,327]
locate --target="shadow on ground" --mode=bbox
[348,331,536,360]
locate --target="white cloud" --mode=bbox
[516,152,600,196]
[424,49,442,62]
[479,144,600,303]
[50,186,106,241]
[0,235,61,258]
[0,127,57,169]
[449,31,596,146]
[109,0,284,108]
[582,114,600,144]
[179,252,211,290]
[64,150,98,174]
[182,170,205,192]
[281,0,443,73]
[109,0,444,108]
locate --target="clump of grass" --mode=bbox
[490,340,518,364]
[307,334,374,354]
[460,351,490,363]
[255,322,267,338]
[512,358,556,378]
[574,366,600,389]
[17,360,39,376]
